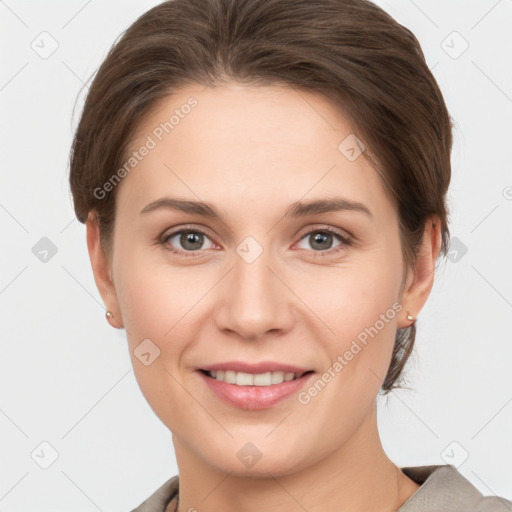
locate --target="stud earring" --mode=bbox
[406,312,415,322]
[105,309,124,329]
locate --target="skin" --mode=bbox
[87,81,441,512]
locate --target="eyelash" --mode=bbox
[159,224,353,259]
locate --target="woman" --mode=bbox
[68,0,512,510]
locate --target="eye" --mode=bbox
[161,226,216,257]
[295,227,352,257]
[160,224,352,259]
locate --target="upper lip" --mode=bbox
[199,361,313,375]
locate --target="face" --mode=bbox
[91,81,428,477]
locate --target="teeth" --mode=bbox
[207,370,303,386]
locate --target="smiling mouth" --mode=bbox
[199,369,314,386]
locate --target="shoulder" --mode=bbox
[398,465,512,512]
[473,496,512,512]
[130,475,179,512]
[127,467,512,512]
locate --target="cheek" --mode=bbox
[113,253,202,426]
[316,247,404,384]
[292,261,402,445]
[114,244,202,347]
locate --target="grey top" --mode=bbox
[131,464,512,512]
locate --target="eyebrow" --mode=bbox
[139,197,373,220]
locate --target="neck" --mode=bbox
[172,402,420,512]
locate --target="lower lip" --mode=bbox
[198,371,315,410]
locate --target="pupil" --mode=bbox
[182,231,202,250]
[312,232,331,250]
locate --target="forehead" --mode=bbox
[130,81,355,158]
[116,81,394,222]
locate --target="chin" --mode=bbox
[197,438,312,479]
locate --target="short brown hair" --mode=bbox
[68,0,453,393]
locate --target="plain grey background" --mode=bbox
[1,0,511,510]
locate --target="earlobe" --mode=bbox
[86,211,124,329]
[105,309,123,329]
[398,216,442,329]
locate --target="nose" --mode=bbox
[214,243,296,341]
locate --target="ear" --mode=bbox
[86,211,124,329]
[397,215,442,329]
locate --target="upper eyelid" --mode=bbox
[161,224,217,243]
[298,224,352,239]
